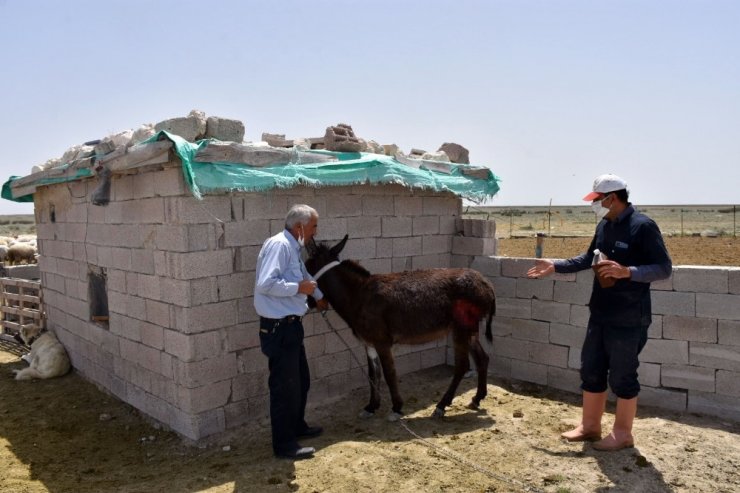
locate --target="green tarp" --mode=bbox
[3,131,500,203]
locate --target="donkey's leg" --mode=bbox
[360,346,382,418]
[375,344,403,421]
[468,336,490,409]
[433,333,471,418]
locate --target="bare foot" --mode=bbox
[592,431,634,451]
[561,425,601,442]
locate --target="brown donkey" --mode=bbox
[305,235,495,420]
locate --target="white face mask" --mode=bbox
[297,225,305,247]
[591,198,610,219]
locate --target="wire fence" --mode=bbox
[463,205,739,239]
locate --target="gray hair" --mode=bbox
[285,204,318,229]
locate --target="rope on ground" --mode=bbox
[318,310,545,493]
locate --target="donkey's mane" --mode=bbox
[341,259,371,277]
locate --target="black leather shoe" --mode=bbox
[297,426,323,439]
[275,446,315,460]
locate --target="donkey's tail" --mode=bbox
[485,298,495,342]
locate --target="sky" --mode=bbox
[1,0,738,214]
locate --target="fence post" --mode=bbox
[681,209,684,237]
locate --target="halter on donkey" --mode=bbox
[306,235,496,420]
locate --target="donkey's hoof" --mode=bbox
[467,400,480,410]
[386,412,403,422]
[358,410,375,419]
[432,407,446,418]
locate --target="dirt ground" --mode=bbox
[2,340,739,493]
[497,236,740,266]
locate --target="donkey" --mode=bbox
[305,235,495,420]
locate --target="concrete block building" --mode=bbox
[4,131,500,440]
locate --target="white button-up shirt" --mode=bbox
[254,230,324,318]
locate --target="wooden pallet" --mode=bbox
[0,277,44,342]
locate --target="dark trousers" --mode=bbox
[259,316,310,454]
[580,320,648,399]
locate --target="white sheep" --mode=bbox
[6,243,37,265]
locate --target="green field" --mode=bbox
[464,204,739,238]
[0,214,35,237]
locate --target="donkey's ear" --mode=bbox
[329,234,349,257]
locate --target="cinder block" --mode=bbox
[173,301,238,334]
[516,278,554,301]
[697,293,740,321]
[394,196,423,216]
[224,220,270,247]
[392,236,422,256]
[130,248,155,275]
[152,167,188,196]
[528,341,569,368]
[146,299,172,328]
[549,323,586,348]
[663,315,717,343]
[496,297,532,319]
[121,198,165,224]
[422,195,460,216]
[511,360,547,385]
[324,194,362,217]
[547,366,581,393]
[158,277,192,307]
[503,317,550,343]
[119,338,163,374]
[718,320,740,346]
[422,235,451,255]
[241,193,288,219]
[234,245,261,272]
[224,322,260,352]
[554,279,591,305]
[439,216,457,235]
[176,380,232,413]
[382,217,412,237]
[347,216,382,238]
[165,196,232,224]
[639,386,687,412]
[217,272,250,302]
[651,273,673,291]
[490,276,515,298]
[661,364,715,392]
[317,217,348,241]
[133,172,156,199]
[570,305,590,328]
[651,291,696,317]
[451,236,496,256]
[470,256,501,277]
[450,255,472,268]
[342,238,377,259]
[420,347,446,368]
[490,335,528,361]
[174,353,238,389]
[363,195,395,216]
[139,321,164,350]
[532,299,570,324]
[716,370,740,397]
[648,315,663,339]
[413,216,439,235]
[412,254,450,269]
[690,342,740,371]
[729,268,740,294]
[313,351,351,379]
[640,339,689,364]
[639,362,661,387]
[168,250,233,280]
[688,390,740,421]
[673,266,729,294]
[170,407,227,441]
[500,258,536,278]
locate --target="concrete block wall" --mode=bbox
[472,256,740,422]
[33,162,465,440]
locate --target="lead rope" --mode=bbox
[317,310,545,493]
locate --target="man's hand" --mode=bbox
[298,280,317,295]
[596,260,631,280]
[527,259,555,279]
[315,298,330,311]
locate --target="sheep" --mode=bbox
[0,245,8,263]
[6,243,37,265]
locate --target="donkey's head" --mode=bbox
[305,234,348,276]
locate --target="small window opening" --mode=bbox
[50,204,56,223]
[88,266,109,327]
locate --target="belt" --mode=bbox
[259,315,302,333]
